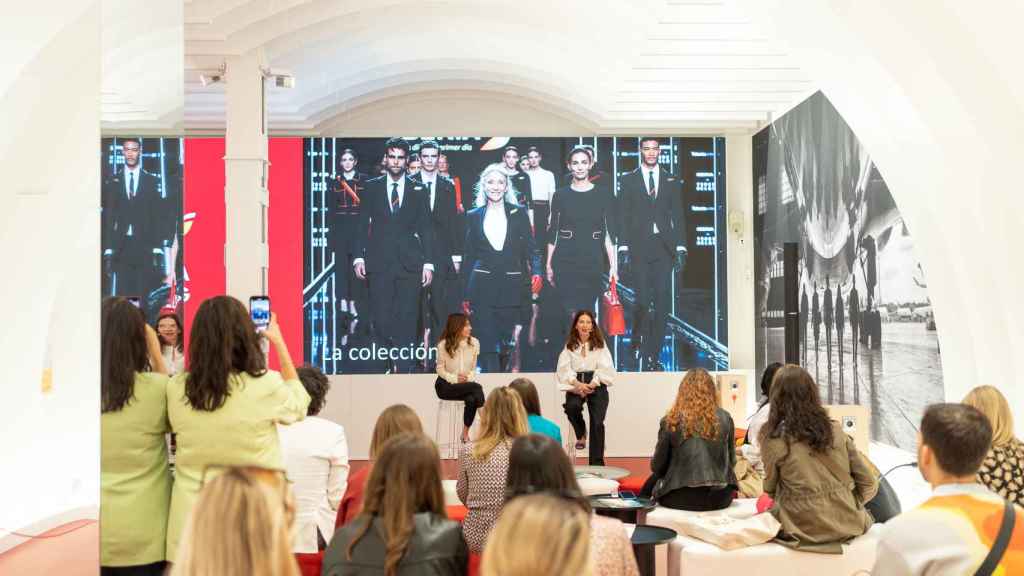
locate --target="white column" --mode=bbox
[224,52,269,300]
[725,132,755,370]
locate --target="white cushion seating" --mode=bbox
[661,523,883,576]
[645,498,759,533]
[577,477,621,497]
[441,479,461,506]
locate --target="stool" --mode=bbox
[436,399,463,460]
[563,417,578,463]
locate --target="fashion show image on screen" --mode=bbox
[753,92,943,451]
[304,136,728,375]
[101,137,184,323]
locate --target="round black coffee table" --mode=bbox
[588,494,657,524]
[631,525,677,576]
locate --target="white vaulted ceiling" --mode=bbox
[99,0,812,135]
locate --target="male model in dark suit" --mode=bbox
[618,137,687,371]
[353,138,435,372]
[412,140,462,349]
[101,137,171,302]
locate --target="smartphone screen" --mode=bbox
[249,296,271,331]
[127,296,142,309]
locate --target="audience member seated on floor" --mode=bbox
[278,364,350,552]
[962,385,1024,507]
[100,297,171,576]
[873,403,1023,575]
[506,434,639,576]
[457,386,529,553]
[336,404,423,528]
[640,367,737,511]
[482,493,591,576]
[324,433,468,576]
[165,296,310,561]
[741,362,782,474]
[171,466,300,576]
[435,313,485,443]
[759,364,877,552]
[508,377,562,445]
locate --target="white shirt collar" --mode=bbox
[386,175,406,209]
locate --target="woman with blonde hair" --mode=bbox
[640,367,737,511]
[171,466,299,576]
[324,433,467,576]
[456,386,529,552]
[963,385,1024,506]
[482,493,591,576]
[336,404,423,527]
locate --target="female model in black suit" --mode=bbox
[546,146,618,321]
[462,167,542,372]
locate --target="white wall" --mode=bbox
[0,2,100,544]
[745,0,1024,436]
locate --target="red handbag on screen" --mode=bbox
[601,282,626,336]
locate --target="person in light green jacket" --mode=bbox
[100,297,172,575]
[166,296,310,562]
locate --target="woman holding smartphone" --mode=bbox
[547,146,617,321]
[165,295,310,561]
[556,310,616,465]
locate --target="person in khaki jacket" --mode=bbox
[760,365,878,553]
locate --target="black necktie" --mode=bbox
[390,182,399,212]
[129,171,135,198]
[647,170,656,198]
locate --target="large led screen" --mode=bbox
[304,137,728,375]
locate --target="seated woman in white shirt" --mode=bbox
[740,362,782,474]
[435,313,485,442]
[277,364,349,552]
[156,311,186,376]
[556,310,616,465]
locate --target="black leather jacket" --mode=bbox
[323,512,468,576]
[651,409,737,498]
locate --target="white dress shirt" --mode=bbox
[387,175,405,211]
[527,168,557,202]
[740,403,771,473]
[483,204,508,251]
[640,165,661,234]
[277,416,350,552]
[420,171,438,211]
[123,165,141,199]
[161,345,185,377]
[555,342,616,392]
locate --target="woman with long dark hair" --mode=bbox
[462,167,541,372]
[100,297,170,575]
[641,368,736,511]
[156,310,185,376]
[165,295,309,561]
[508,377,561,444]
[556,310,615,464]
[435,313,485,442]
[505,435,638,576]
[324,433,468,576]
[759,365,877,551]
[546,146,617,319]
[740,361,783,473]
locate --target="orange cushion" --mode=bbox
[617,475,646,494]
[468,552,482,576]
[735,427,747,447]
[447,504,469,523]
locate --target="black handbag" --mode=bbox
[864,475,901,523]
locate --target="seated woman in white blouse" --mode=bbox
[556,310,616,465]
[435,313,485,442]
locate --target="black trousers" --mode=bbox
[423,263,457,344]
[639,475,734,511]
[435,376,485,427]
[101,562,166,576]
[368,269,421,369]
[631,243,673,362]
[563,385,609,465]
